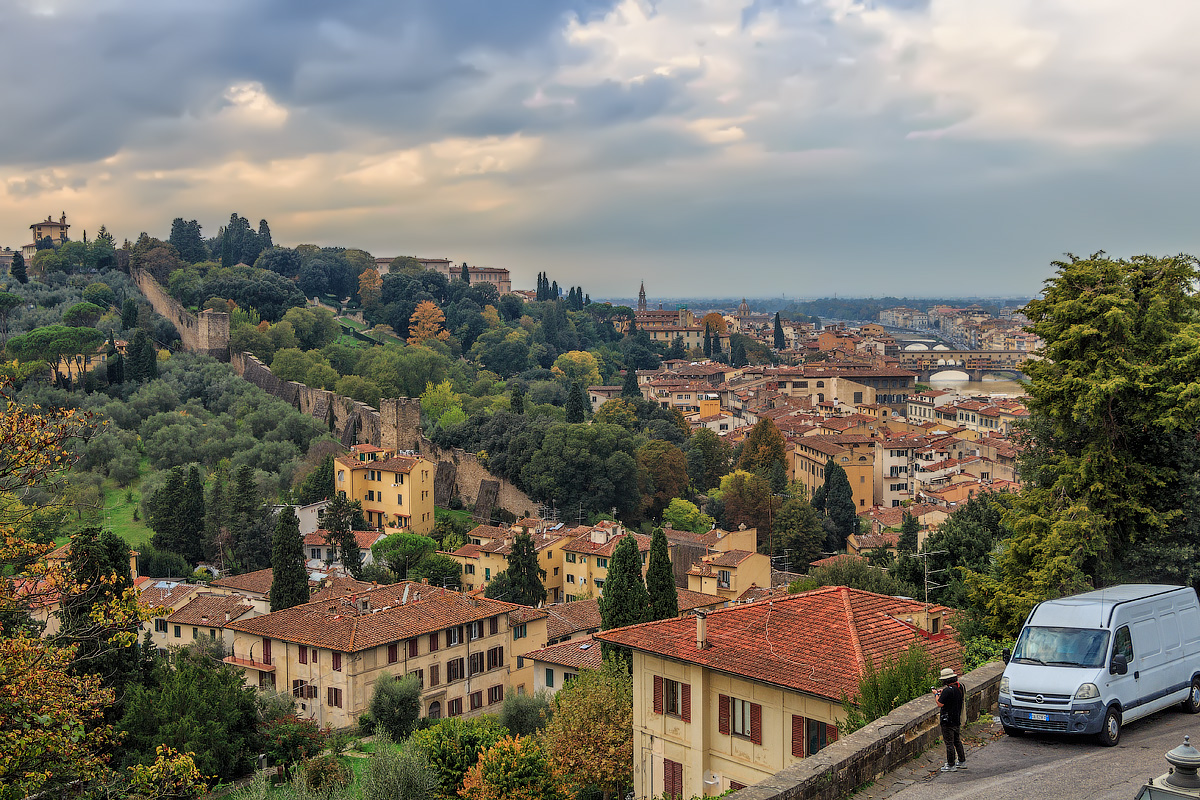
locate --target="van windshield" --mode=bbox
[1011,626,1110,668]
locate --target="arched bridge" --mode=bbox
[895,349,1033,382]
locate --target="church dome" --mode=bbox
[737,298,750,316]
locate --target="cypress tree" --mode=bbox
[461,262,470,283]
[503,532,547,607]
[10,251,26,284]
[599,534,651,668]
[566,381,587,423]
[181,465,207,564]
[205,466,227,563]
[270,507,309,611]
[121,298,138,330]
[823,458,857,551]
[105,331,124,385]
[668,336,687,360]
[731,337,747,367]
[258,218,272,250]
[220,226,232,269]
[646,527,677,621]
[897,511,919,556]
[296,454,335,505]
[585,293,590,306]
[621,367,640,400]
[149,467,186,554]
[510,383,526,414]
[703,325,713,358]
[627,316,637,336]
[773,312,786,350]
[320,493,363,579]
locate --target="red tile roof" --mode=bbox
[596,587,962,701]
[303,530,387,549]
[225,582,523,652]
[310,577,377,603]
[524,635,605,671]
[139,580,200,609]
[212,567,274,596]
[167,593,255,626]
[546,599,603,641]
[675,588,727,613]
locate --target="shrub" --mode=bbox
[303,755,351,792]
[360,735,440,800]
[367,673,421,741]
[499,689,552,737]
[839,642,940,734]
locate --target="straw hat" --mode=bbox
[939,668,958,682]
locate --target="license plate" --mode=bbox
[1027,713,1048,722]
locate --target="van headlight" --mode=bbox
[1000,677,1010,695]
[1074,683,1099,700]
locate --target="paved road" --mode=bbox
[857,706,1200,800]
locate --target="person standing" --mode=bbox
[933,667,966,772]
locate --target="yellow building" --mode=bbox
[685,550,771,601]
[335,444,435,535]
[224,581,548,727]
[793,435,876,511]
[597,587,964,798]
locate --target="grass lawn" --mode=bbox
[338,317,367,331]
[99,479,154,549]
[436,506,476,528]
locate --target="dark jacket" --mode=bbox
[939,681,964,726]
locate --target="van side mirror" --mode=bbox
[1111,653,1128,675]
[1001,648,1011,664]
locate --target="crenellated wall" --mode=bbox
[229,351,535,518]
[132,268,230,360]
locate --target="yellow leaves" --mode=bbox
[408,300,450,345]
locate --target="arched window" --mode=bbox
[816,381,825,388]
[428,701,442,719]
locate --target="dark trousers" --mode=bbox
[941,721,965,765]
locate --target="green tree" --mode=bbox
[409,717,506,798]
[520,423,640,520]
[117,643,261,783]
[730,336,748,366]
[296,453,335,505]
[460,736,560,800]
[373,532,437,579]
[716,469,773,533]
[737,418,787,476]
[270,507,309,611]
[686,428,732,493]
[181,465,206,564]
[410,553,462,590]
[839,642,940,734]
[774,312,786,350]
[804,555,920,598]
[661,498,714,534]
[360,736,440,800]
[510,383,525,414]
[500,690,552,737]
[500,532,546,607]
[592,398,637,429]
[645,527,677,621]
[121,297,139,329]
[897,511,919,556]
[773,497,824,571]
[368,673,422,741]
[149,466,187,555]
[127,329,158,382]
[668,336,687,360]
[319,492,364,579]
[565,381,587,423]
[636,440,689,522]
[620,367,640,399]
[542,659,633,800]
[822,458,857,551]
[598,534,650,667]
[9,250,26,283]
[0,291,21,347]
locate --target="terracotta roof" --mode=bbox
[560,527,652,557]
[226,582,521,652]
[373,455,421,472]
[675,588,727,612]
[736,584,791,603]
[139,580,199,609]
[167,593,255,626]
[211,567,274,596]
[524,635,605,671]
[304,530,386,548]
[467,524,511,541]
[703,549,757,567]
[452,543,483,559]
[310,577,377,603]
[596,587,962,702]
[507,605,550,625]
[546,599,603,641]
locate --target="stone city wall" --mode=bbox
[132,268,229,360]
[229,351,535,517]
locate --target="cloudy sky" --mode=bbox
[3,0,1198,298]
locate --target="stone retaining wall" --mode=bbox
[732,661,1004,800]
[132,268,229,360]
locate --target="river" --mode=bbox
[927,373,1027,397]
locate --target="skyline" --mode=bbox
[5,1,1199,296]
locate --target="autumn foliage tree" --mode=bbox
[542,659,634,800]
[359,268,382,311]
[408,300,451,345]
[460,735,560,800]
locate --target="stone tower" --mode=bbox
[380,398,422,453]
[638,281,647,314]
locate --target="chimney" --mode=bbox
[225,612,231,624]
[696,611,709,650]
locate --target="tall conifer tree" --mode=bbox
[503,532,547,607]
[566,381,587,423]
[621,367,640,399]
[646,527,677,621]
[598,534,651,668]
[181,466,207,564]
[270,507,309,612]
[10,250,26,283]
[773,312,786,350]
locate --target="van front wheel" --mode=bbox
[1097,707,1121,746]
[1182,678,1200,714]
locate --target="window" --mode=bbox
[448,698,463,717]
[429,632,440,651]
[396,472,404,484]
[311,648,318,666]
[664,758,683,800]
[512,623,527,639]
[484,568,491,580]
[155,619,167,633]
[653,676,691,721]
[596,579,605,588]
[490,616,499,636]
[469,652,484,675]
[387,643,398,664]
[397,494,403,505]
[470,691,483,710]
[596,557,608,568]
[262,639,272,665]
[553,567,559,576]
[337,470,344,482]
[327,687,342,708]
[299,645,308,665]
[717,569,731,589]
[409,639,419,658]
[310,548,322,559]
[428,700,442,719]
[291,680,317,700]
[565,552,576,563]
[545,668,555,688]
[367,490,375,502]
[448,658,465,682]
[465,564,475,575]
[430,663,440,686]
[516,656,524,669]
[807,716,836,756]
[408,669,424,689]
[447,627,463,647]
[1114,625,1134,662]
[173,625,181,638]
[718,694,761,744]
[333,652,342,672]
[210,629,217,638]
[567,574,575,584]
[192,627,198,640]
[486,646,504,670]
[469,621,484,640]
[488,685,504,705]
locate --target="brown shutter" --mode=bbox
[262,638,271,665]
[827,722,838,743]
[653,675,664,715]
[409,638,419,658]
[750,702,762,745]
[429,632,439,651]
[792,715,806,757]
[298,646,307,665]
[430,663,439,686]
[718,694,730,735]
[332,652,342,671]
[681,683,691,722]
[490,616,499,635]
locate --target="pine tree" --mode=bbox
[773,312,786,350]
[621,367,640,400]
[105,331,124,385]
[627,316,637,336]
[668,336,687,360]
[295,454,335,505]
[503,532,547,607]
[270,507,309,612]
[10,250,26,284]
[181,466,207,564]
[204,467,228,563]
[320,493,363,579]
[258,219,272,250]
[599,534,651,668]
[566,381,587,423]
[737,418,787,476]
[645,527,677,621]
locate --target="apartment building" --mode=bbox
[335,444,435,535]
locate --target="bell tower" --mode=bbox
[637,281,647,314]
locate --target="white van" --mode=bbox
[998,584,1200,745]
